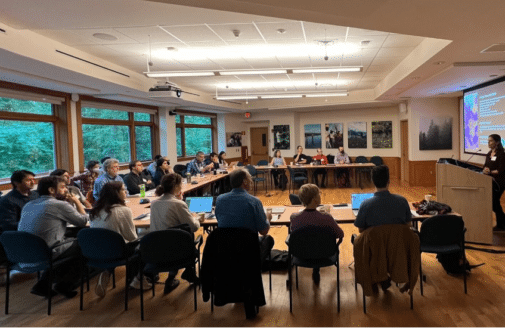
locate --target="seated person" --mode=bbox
[150,173,204,294]
[218,151,238,169]
[50,169,92,208]
[89,181,150,296]
[187,151,214,176]
[18,176,88,298]
[204,152,220,170]
[70,160,100,196]
[153,157,173,187]
[0,170,39,232]
[354,165,412,233]
[292,145,309,187]
[290,184,344,284]
[124,160,155,195]
[147,155,162,177]
[93,158,125,200]
[97,157,111,176]
[312,148,328,188]
[335,147,351,188]
[270,149,287,188]
[215,168,275,264]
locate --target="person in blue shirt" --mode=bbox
[187,151,214,176]
[93,158,125,200]
[146,154,162,177]
[215,168,274,262]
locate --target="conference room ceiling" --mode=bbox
[1,0,505,112]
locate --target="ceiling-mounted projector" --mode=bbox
[148,83,182,98]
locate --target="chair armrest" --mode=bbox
[336,237,343,247]
[285,234,290,246]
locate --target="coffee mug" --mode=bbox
[425,194,432,202]
[198,213,205,222]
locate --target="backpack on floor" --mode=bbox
[262,249,289,271]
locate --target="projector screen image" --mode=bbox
[464,78,505,154]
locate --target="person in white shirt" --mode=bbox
[150,173,204,294]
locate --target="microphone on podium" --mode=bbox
[465,149,482,165]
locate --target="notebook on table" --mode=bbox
[186,197,214,218]
[351,193,374,216]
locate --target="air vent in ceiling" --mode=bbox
[55,50,130,78]
[481,43,505,53]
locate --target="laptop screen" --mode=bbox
[186,197,213,213]
[351,193,374,210]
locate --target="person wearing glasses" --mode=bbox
[0,170,39,232]
[124,160,155,195]
[93,158,125,200]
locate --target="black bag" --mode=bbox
[279,173,288,191]
[437,252,470,275]
[414,200,452,215]
[262,249,289,271]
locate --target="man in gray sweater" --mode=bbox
[18,176,89,298]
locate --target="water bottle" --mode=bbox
[140,184,145,198]
[186,172,191,183]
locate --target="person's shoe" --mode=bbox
[493,226,505,232]
[181,270,200,284]
[380,277,392,292]
[371,283,379,294]
[53,285,78,299]
[95,271,111,298]
[130,276,153,290]
[30,287,57,298]
[244,302,257,319]
[163,279,180,294]
[312,270,320,285]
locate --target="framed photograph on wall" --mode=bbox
[273,125,290,150]
[325,123,344,149]
[304,124,322,149]
[348,122,367,148]
[372,121,392,148]
[419,116,453,150]
[226,132,242,147]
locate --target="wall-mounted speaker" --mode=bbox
[399,103,407,113]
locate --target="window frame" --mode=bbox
[175,110,216,161]
[0,81,73,190]
[77,96,160,172]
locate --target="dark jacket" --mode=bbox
[153,168,167,187]
[484,148,505,189]
[0,189,38,233]
[201,227,266,307]
[123,171,155,195]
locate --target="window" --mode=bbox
[176,113,215,158]
[80,104,155,166]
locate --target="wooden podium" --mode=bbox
[436,159,493,244]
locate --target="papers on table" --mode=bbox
[411,210,421,217]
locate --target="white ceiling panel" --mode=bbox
[183,60,222,70]
[72,45,123,58]
[105,43,149,56]
[113,26,180,43]
[276,56,312,67]
[255,22,305,41]
[375,47,415,58]
[366,65,393,73]
[207,23,262,41]
[382,34,425,48]
[302,22,348,41]
[35,30,98,46]
[149,61,193,71]
[371,56,405,67]
[345,35,388,47]
[212,58,253,70]
[348,27,389,36]
[69,28,138,44]
[245,58,281,69]
[160,25,222,43]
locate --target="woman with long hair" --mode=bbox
[153,157,172,187]
[151,173,204,294]
[483,134,505,231]
[89,181,149,296]
[270,149,287,189]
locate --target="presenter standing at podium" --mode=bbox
[483,134,505,231]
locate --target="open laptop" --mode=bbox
[186,197,214,218]
[351,193,374,216]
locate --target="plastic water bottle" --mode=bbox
[186,172,191,183]
[140,184,145,198]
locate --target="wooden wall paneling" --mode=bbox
[409,160,437,187]
[76,100,85,173]
[381,157,401,180]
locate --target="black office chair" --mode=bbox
[286,228,342,312]
[418,215,468,295]
[326,154,335,165]
[370,156,383,166]
[77,228,139,311]
[257,160,268,166]
[287,166,308,194]
[289,193,302,205]
[246,165,267,195]
[173,164,187,177]
[139,229,203,320]
[0,231,76,315]
[236,162,244,167]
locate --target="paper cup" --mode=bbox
[425,195,432,202]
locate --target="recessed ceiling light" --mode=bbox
[166,47,178,51]
[361,40,371,46]
[277,29,286,34]
[92,33,118,41]
[434,61,445,65]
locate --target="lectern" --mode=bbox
[436,158,493,244]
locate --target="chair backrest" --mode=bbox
[237,162,244,167]
[355,156,368,163]
[370,156,383,166]
[140,229,194,264]
[419,215,465,246]
[0,231,52,264]
[173,164,187,177]
[289,227,338,259]
[246,164,257,176]
[78,228,126,261]
[257,160,268,166]
[326,154,335,164]
[289,193,302,205]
